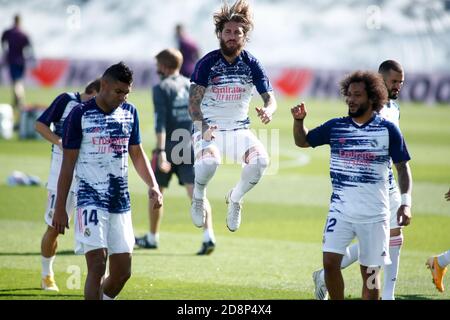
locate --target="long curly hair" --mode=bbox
[340,71,388,112]
[213,0,254,41]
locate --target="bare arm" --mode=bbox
[35,121,62,149]
[394,160,413,226]
[291,103,310,148]
[188,83,207,133]
[261,91,277,114]
[53,148,79,234]
[129,144,159,188]
[156,132,166,151]
[155,132,171,173]
[395,161,412,195]
[255,92,277,124]
[129,144,163,208]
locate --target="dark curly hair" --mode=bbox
[213,0,253,41]
[340,71,388,112]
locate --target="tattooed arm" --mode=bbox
[188,83,207,133]
[256,91,277,124]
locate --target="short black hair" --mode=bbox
[378,60,403,75]
[102,62,133,85]
[84,78,101,94]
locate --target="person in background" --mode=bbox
[1,14,34,115]
[175,23,200,78]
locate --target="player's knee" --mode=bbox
[323,254,342,272]
[246,147,269,168]
[253,155,269,172]
[87,258,107,277]
[195,145,220,162]
[198,156,220,168]
[195,154,220,178]
[92,264,107,276]
[114,270,131,285]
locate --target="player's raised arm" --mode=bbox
[291,102,310,148]
[394,161,413,226]
[256,91,277,124]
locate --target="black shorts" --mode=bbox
[9,63,25,81]
[151,151,194,188]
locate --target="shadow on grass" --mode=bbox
[0,250,74,256]
[132,249,203,257]
[343,294,436,300]
[1,250,211,257]
[0,288,82,298]
[395,294,435,300]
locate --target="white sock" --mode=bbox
[438,250,450,268]
[382,234,403,300]
[203,228,215,243]
[319,269,325,283]
[102,293,114,300]
[341,243,359,269]
[193,157,220,199]
[146,232,159,245]
[231,157,268,203]
[41,255,55,277]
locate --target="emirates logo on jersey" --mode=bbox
[211,86,245,101]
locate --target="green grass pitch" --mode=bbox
[0,86,449,300]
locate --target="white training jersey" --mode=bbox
[63,99,140,214]
[379,99,401,191]
[379,99,400,127]
[191,49,272,131]
[306,114,411,223]
[36,92,82,190]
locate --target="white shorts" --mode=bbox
[44,190,76,227]
[193,129,267,164]
[322,214,391,267]
[389,188,402,229]
[74,206,134,256]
